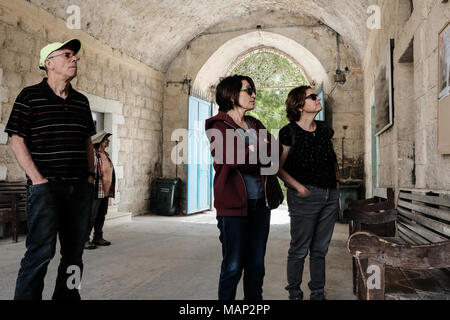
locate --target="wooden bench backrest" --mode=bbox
[0,181,27,214]
[397,189,450,244]
[0,181,28,194]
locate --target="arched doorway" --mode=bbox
[184,32,331,214]
[226,48,326,134]
[192,31,330,97]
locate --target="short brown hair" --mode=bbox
[215,75,256,112]
[285,86,312,122]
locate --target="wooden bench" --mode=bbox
[0,181,27,242]
[343,188,396,293]
[347,189,450,300]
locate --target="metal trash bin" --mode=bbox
[338,184,360,223]
[150,178,181,216]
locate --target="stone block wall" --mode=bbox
[0,0,165,215]
[363,0,450,196]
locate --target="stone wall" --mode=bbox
[0,0,165,215]
[363,0,450,196]
[8,0,448,216]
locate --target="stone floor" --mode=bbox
[0,205,356,300]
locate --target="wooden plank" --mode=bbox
[397,207,450,238]
[399,191,450,208]
[348,201,394,212]
[360,221,397,237]
[398,200,450,223]
[348,232,450,269]
[344,208,397,224]
[382,237,407,245]
[398,229,421,245]
[399,198,450,221]
[398,224,430,244]
[398,215,448,243]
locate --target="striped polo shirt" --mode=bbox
[5,78,96,183]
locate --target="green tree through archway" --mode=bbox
[230,52,309,197]
[230,52,309,136]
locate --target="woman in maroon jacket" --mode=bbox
[205,75,277,300]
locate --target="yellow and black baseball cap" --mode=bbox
[39,39,82,70]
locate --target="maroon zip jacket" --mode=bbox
[205,111,280,217]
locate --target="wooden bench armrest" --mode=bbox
[347,188,395,212]
[348,201,395,212]
[343,208,397,224]
[347,232,450,269]
[348,198,378,206]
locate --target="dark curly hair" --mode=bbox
[285,85,312,122]
[215,75,256,112]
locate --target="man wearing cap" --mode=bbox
[4,39,96,300]
[85,130,115,249]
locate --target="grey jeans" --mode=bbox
[285,185,339,300]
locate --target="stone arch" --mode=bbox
[192,31,330,97]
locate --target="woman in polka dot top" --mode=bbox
[278,86,339,300]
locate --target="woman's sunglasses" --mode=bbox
[305,93,319,101]
[240,87,255,96]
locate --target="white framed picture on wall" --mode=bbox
[374,39,394,136]
[438,21,450,154]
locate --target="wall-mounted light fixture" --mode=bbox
[334,33,347,84]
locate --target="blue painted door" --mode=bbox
[317,82,325,121]
[187,96,213,214]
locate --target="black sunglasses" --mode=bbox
[305,93,319,101]
[240,87,255,96]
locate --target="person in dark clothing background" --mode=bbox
[278,85,339,300]
[85,130,115,249]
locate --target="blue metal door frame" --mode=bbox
[187,95,213,214]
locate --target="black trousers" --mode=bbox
[87,197,109,241]
[15,182,93,300]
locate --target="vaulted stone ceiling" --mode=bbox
[30,0,370,72]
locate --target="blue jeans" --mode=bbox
[285,185,338,300]
[14,181,93,300]
[217,198,271,300]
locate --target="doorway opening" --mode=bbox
[228,49,322,135]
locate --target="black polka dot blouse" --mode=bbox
[279,121,338,189]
